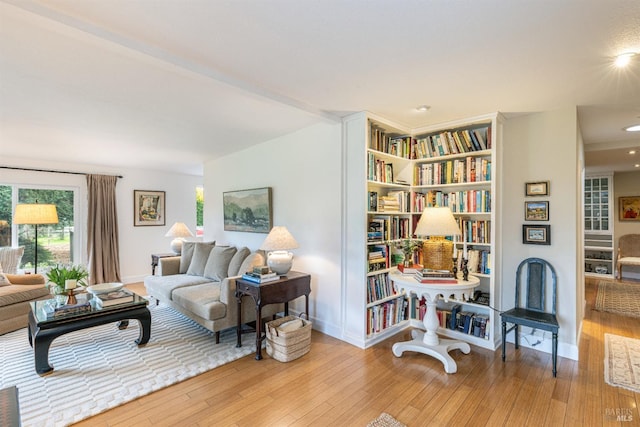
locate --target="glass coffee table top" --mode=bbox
[30,291,148,324]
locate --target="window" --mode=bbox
[196,185,204,237]
[0,184,76,272]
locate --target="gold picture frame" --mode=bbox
[619,196,640,221]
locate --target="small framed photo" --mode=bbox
[524,201,549,221]
[134,190,165,226]
[619,196,640,221]
[525,181,550,197]
[523,224,551,245]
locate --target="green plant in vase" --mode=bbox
[46,264,89,295]
[400,239,422,267]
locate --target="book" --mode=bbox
[241,273,280,284]
[397,264,422,274]
[246,271,278,279]
[95,289,135,308]
[52,300,92,317]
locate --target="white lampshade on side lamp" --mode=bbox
[13,203,59,273]
[260,226,299,275]
[165,222,194,254]
[414,207,461,272]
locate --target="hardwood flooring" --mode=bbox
[74,278,639,426]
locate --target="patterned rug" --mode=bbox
[595,280,640,318]
[367,412,407,427]
[0,304,255,427]
[604,334,640,393]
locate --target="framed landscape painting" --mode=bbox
[523,224,551,245]
[223,187,272,233]
[524,201,549,221]
[134,190,165,226]
[619,196,640,221]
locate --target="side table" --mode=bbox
[151,252,177,275]
[235,271,311,360]
[389,272,480,374]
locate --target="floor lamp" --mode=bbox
[13,203,59,273]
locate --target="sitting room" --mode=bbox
[1,1,639,426]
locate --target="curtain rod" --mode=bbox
[0,166,123,179]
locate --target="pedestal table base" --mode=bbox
[392,329,470,374]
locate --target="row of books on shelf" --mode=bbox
[414,157,491,186]
[366,296,408,336]
[367,153,396,184]
[368,216,411,242]
[366,272,398,304]
[456,249,491,275]
[456,218,491,244]
[373,190,411,213]
[368,124,492,160]
[421,189,491,213]
[368,244,389,272]
[415,301,490,340]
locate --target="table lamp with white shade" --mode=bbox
[260,226,299,275]
[13,202,59,273]
[414,206,461,272]
[165,222,194,254]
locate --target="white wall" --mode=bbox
[203,122,343,338]
[502,107,580,360]
[614,171,640,278]
[0,157,201,283]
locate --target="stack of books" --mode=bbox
[241,267,280,284]
[94,289,135,309]
[397,264,423,275]
[51,300,91,318]
[414,269,457,284]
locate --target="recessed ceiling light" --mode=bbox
[615,52,637,67]
[635,164,640,168]
[625,124,640,132]
[416,105,431,112]
[629,150,637,155]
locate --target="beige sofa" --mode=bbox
[144,242,283,342]
[0,274,50,335]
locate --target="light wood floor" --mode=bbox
[74,278,640,427]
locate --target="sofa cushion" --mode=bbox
[180,241,215,273]
[0,247,25,274]
[171,283,226,321]
[203,246,237,281]
[187,243,215,276]
[6,274,45,286]
[0,284,50,308]
[228,247,250,277]
[237,251,266,276]
[144,274,212,302]
[0,264,10,286]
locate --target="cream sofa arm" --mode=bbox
[158,256,181,276]
[220,276,239,306]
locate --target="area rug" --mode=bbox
[367,412,407,427]
[604,333,640,393]
[595,280,640,318]
[0,304,255,427]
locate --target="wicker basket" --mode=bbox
[265,315,312,362]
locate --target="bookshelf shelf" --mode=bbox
[343,111,502,350]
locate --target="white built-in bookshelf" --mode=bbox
[343,111,503,351]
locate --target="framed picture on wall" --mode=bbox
[619,196,640,221]
[523,224,551,245]
[525,181,550,196]
[134,190,165,226]
[524,201,549,221]
[223,187,273,233]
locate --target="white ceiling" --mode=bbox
[1,0,639,176]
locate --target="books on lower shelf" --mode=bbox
[367,296,408,336]
[95,289,135,308]
[414,298,490,340]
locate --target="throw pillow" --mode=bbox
[237,251,266,276]
[180,241,214,273]
[0,246,25,274]
[227,246,251,277]
[203,246,238,281]
[186,243,215,276]
[0,263,10,287]
[5,273,46,286]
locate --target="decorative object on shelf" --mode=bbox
[164,222,194,254]
[414,207,461,272]
[461,258,469,281]
[13,202,59,273]
[134,190,165,226]
[525,181,550,196]
[522,224,551,245]
[400,239,422,267]
[619,196,640,221]
[260,226,299,275]
[46,264,89,295]
[223,187,272,233]
[524,201,549,221]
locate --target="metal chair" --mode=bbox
[501,257,559,377]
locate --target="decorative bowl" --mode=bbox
[86,282,124,295]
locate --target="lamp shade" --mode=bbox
[13,204,59,225]
[260,226,299,251]
[164,222,194,238]
[414,207,461,237]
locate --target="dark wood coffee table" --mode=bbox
[28,291,151,375]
